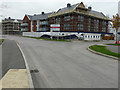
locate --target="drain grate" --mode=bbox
[30,69,39,73]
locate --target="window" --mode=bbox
[88,18,91,24]
[102,21,106,26]
[78,15,84,21]
[51,18,55,23]
[64,16,70,21]
[88,18,91,31]
[94,26,99,32]
[88,25,91,31]
[71,16,74,19]
[78,24,84,30]
[102,27,106,32]
[94,19,99,32]
[56,17,60,23]
[97,20,99,24]
[64,24,70,30]
[88,35,89,38]
[39,21,48,25]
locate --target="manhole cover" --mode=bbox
[30,69,39,73]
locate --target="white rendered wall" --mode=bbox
[23,32,101,41]
[84,33,101,41]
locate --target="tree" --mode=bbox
[112,13,120,42]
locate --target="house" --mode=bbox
[2,17,22,35]
[21,12,53,32]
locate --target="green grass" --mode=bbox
[0,39,4,44]
[23,36,71,42]
[89,45,120,58]
[106,43,120,46]
[0,39,4,42]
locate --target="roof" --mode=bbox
[2,18,22,22]
[27,15,33,20]
[48,2,110,20]
[88,10,105,18]
[27,12,53,20]
[57,3,79,13]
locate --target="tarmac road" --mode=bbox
[6,35,118,88]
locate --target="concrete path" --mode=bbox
[2,39,26,78]
[1,69,29,89]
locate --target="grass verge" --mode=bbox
[0,39,4,45]
[0,39,4,42]
[23,36,71,42]
[89,45,120,58]
[106,43,120,46]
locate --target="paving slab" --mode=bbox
[1,69,29,89]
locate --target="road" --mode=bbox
[6,35,118,88]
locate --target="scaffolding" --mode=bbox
[2,19,22,35]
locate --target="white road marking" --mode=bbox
[16,41,34,89]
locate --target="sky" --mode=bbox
[0,0,120,21]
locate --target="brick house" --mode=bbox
[21,12,53,32]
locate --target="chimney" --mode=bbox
[88,6,92,10]
[8,17,11,19]
[42,12,45,15]
[67,3,71,8]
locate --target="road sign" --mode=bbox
[50,24,60,31]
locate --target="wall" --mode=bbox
[84,33,101,40]
[23,32,102,41]
[49,13,108,33]
[22,15,31,32]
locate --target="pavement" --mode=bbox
[6,35,118,88]
[1,69,29,89]
[0,39,30,89]
[2,39,26,78]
